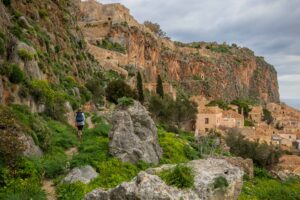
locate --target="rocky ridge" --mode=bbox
[78,0,280,103]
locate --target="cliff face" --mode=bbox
[79,0,280,103]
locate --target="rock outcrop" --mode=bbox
[109,101,162,164]
[79,0,280,103]
[63,165,98,184]
[85,158,245,200]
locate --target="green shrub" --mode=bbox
[244,119,254,127]
[263,108,273,124]
[158,128,191,164]
[89,158,138,189]
[11,105,51,150]
[0,63,26,84]
[18,49,34,61]
[29,80,67,121]
[0,181,47,200]
[225,129,282,168]
[239,177,300,200]
[79,86,92,103]
[47,120,78,149]
[254,167,273,179]
[9,64,25,84]
[117,97,134,106]
[96,38,126,54]
[206,100,229,110]
[57,182,86,200]
[0,38,5,55]
[105,80,136,104]
[39,9,48,19]
[42,149,68,178]
[2,0,11,7]
[213,176,229,191]
[70,129,109,168]
[158,165,194,188]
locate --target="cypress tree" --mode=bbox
[156,74,164,98]
[136,71,144,103]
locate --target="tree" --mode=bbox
[144,21,166,38]
[169,96,197,129]
[263,108,273,124]
[105,80,136,104]
[156,74,164,98]
[225,129,282,168]
[136,72,144,103]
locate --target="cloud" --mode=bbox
[98,0,300,99]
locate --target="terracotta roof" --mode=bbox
[250,106,262,114]
[199,106,222,114]
[222,110,244,119]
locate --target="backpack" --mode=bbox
[76,112,84,122]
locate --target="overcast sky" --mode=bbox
[99,0,300,100]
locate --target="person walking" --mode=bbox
[75,109,85,140]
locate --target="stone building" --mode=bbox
[249,106,263,123]
[195,106,244,135]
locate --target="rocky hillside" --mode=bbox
[79,0,280,103]
[0,0,101,111]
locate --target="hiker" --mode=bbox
[75,109,85,139]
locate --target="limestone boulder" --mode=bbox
[85,158,244,200]
[63,165,98,184]
[109,101,162,164]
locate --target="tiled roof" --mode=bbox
[222,110,244,119]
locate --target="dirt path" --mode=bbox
[42,146,79,200]
[65,147,79,160]
[86,116,95,129]
[42,179,56,200]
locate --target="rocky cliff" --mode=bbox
[79,0,280,103]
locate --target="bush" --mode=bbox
[18,49,34,61]
[42,149,68,178]
[96,38,126,54]
[158,128,191,164]
[47,120,78,150]
[89,158,139,189]
[9,64,25,84]
[0,63,26,84]
[0,38,5,55]
[117,97,134,106]
[29,80,67,121]
[70,125,110,168]
[244,119,254,127]
[239,177,300,200]
[105,80,136,104]
[158,165,194,188]
[2,0,11,7]
[38,9,48,19]
[225,129,282,168]
[206,100,229,110]
[263,108,273,124]
[57,182,86,200]
[213,176,229,191]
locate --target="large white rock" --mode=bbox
[109,101,163,164]
[85,158,245,200]
[63,165,98,184]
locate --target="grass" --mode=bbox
[18,49,34,61]
[213,176,229,191]
[158,127,198,164]
[158,165,194,188]
[239,177,300,200]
